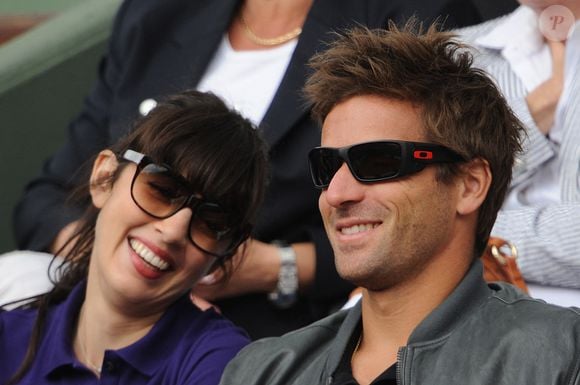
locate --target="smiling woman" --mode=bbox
[0,90,269,385]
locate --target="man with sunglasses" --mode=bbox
[218,23,580,385]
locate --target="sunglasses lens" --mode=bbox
[309,148,343,187]
[191,203,237,256]
[130,158,242,257]
[309,140,461,188]
[132,163,189,217]
[349,142,401,180]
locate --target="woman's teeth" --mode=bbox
[130,239,170,271]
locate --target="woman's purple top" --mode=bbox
[0,283,249,384]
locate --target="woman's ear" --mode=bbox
[89,149,119,209]
[456,158,492,216]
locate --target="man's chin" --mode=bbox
[338,266,404,292]
[338,269,378,290]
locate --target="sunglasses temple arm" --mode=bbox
[122,149,145,164]
[412,145,464,164]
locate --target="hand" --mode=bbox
[192,239,281,301]
[190,292,221,313]
[192,239,316,301]
[525,40,565,135]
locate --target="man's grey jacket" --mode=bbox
[219,260,580,385]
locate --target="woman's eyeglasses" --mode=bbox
[122,150,247,258]
[308,140,465,188]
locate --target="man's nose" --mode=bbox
[322,163,365,207]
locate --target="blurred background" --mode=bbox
[0,0,518,253]
[0,0,121,252]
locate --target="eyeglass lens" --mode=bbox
[131,163,237,256]
[132,163,190,217]
[349,142,401,180]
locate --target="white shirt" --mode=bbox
[197,34,297,126]
[476,6,580,209]
[475,7,580,306]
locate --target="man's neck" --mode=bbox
[352,246,471,385]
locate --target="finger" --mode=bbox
[547,40,566,77]
[190,292,221,313]
[198,271,220,285]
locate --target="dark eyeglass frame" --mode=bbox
[121,149,248,258]
[308,140,465,189]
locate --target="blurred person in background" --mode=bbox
[457,0,580,306]
[8,0,516,338]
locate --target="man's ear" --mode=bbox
[89,149,119,209]
[455,158,492,216]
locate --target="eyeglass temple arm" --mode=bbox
[122,149,145,164]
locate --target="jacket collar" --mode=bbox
[258,0,332,147]
[169,0,240,87]
[325,299,362,377]
[475,6,542,53]
[324,259,491,376]
[260,0,365,147]
[408,259,490,343]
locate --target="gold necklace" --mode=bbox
[77,323,102,376]
[239,14,302,46]
[351,333,362,365]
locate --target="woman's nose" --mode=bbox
[155,208,192,245]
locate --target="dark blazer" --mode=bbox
[13,0,505,338]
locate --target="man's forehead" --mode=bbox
[320,95,427,146]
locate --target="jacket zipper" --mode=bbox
[396,347,407,385]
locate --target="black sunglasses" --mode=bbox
[308,140,465,188]
[122,150,248,258]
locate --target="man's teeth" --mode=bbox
[130,239,170,271]
[340,223,378,235]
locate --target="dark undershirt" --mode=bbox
[332,324,398,385]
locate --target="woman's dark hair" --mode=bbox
[6,90,269,384]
